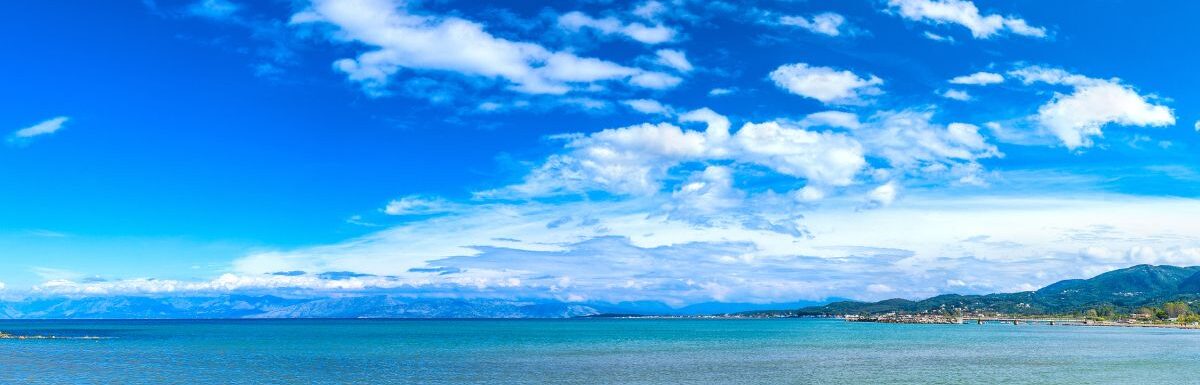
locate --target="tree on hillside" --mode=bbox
[1165,301,1190,319]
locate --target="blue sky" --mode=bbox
[4,0,1200,303]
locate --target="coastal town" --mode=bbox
[842,310,1200,329]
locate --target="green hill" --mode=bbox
[792,264,1200,316]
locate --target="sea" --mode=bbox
[2,318,1199,384]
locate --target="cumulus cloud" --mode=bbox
[849,110,1000,183]
[558,10,675,44]
[1010,66,1175,149]
[779,12,847,36]
[291,0,679,96]
[9,116,69,144]
[731,121,866,187]
[887,0,1046,39]
[500,122,711,196]
[654,49,693,73]
[495,110,867,197]
[949,71,1003,85]
[621,99,673,115]
[769,63,883,105]
[493,107,1001,198]
[677,108,731,140]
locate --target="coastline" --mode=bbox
[844,314,1200,330]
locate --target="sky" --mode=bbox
[4,0,1200,304]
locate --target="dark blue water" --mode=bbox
[3,318,1198,384]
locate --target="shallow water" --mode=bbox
[2,318,1198,384]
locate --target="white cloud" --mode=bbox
[677,108,731,141]
[669,166,743,218]
[769,63,883,105]
[629,72,683,89]
[940,89,971,101]
[505,122,711,196]
[558,11,675,45]
[795,185,826,202]
[654,49,693,73]
[949,71,1003,85]
[291,0,678,96]
[887,0,1046,39]
[1010,66,1175,149]
[622,23,675,45]
[795,111,862,130]
[632,1,667,20]
[10,116,69,141]
[493,110,866,197]
[496,108,1000,198]
[922,31,954,42]
[622,99,673,115]
[852,110,1000,178]
[1195,120,1200,132]
[708,88,735,96]
[867,181,899,207]
[384,195,457,216]
[731,121,866,187]
[1008,66,1092,86]
[477,101,504,112]
[779,12,847,36]
[220,192,1200,303]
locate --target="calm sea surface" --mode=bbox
[3,318,1199,384]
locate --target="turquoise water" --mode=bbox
[3,318,1199,384]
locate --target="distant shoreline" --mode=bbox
[845,316,1200,330]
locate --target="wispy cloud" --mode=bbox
[886,0,1046,39]
[558,10,676,45]
[8,116,69,145]
[172,193,1200,302]
[779,12,848,37]
[383,195,460,216]
[949,71,1004,85]
[292,0,680,96]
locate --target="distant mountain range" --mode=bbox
[792,264,1200,316]
[0,295,826,319]
[10,264,1189,319]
